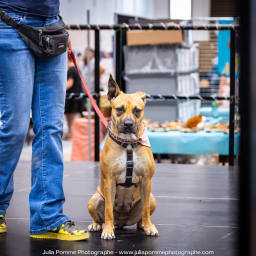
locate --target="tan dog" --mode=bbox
[88,75,159,239]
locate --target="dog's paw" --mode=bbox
[101,225,115,240]
[88,223,102,232]
[143,224,159,236]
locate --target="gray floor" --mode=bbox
[20,140,73,161]
[0,161,238,256]
[20,117,73,162]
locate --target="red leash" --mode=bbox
[68,45,108,129]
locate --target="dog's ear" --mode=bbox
[108,74,121,101]
[136,92,147,103]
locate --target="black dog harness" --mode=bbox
[108,122,140,187]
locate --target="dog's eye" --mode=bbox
[116,107,125,115]
[133,107,142,117]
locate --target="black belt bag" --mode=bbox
[0,11,69,58]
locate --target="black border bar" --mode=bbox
[66,24,238,31]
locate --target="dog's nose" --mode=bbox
[124,118,134,128]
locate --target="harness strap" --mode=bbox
[117,149,136,187]
[107,123,139,187]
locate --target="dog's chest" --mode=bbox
[114,146,145,184]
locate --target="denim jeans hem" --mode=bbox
[30,216,69,234]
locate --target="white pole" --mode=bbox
[87,9,92,161]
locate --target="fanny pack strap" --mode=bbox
[0,11,41,43]
[0,11,20,28]
[0,12,41,48]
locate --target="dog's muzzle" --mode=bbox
[118,118,137,134]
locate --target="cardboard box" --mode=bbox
[127,30,184,46]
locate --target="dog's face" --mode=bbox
[107,75,146,134]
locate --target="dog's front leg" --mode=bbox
[140,177,159,236]
[101,177,116,239]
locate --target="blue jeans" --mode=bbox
[0,11,70,234]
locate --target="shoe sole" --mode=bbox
[0,227,7,233]
[30,232,89,241]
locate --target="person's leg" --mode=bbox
[26,16,88,240]
[30,48,70,234]
[0,12,34,216]
[64,113,76,139]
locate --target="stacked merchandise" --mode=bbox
[145,115,239,134]
[124,32,200,122]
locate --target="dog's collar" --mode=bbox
[107,121,140,148]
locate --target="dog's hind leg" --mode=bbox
[88,192,105,231]
[124,193,156,227]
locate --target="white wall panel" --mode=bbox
[191,0,211,41]
[60,0,182,51]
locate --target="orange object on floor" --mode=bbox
[71,118,104,161]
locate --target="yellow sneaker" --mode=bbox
[30,221,89,241]
[0,215,7,233]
